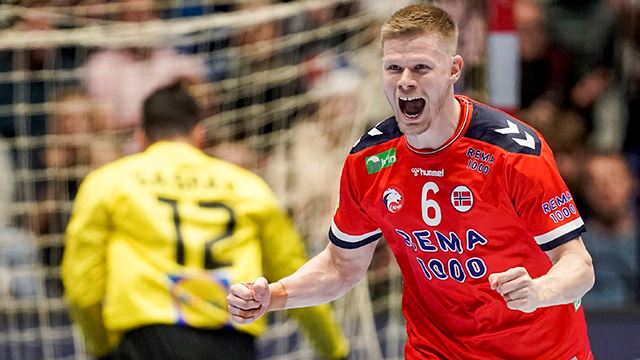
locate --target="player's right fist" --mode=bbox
[227,277,271,324]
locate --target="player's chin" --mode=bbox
[396,117,429,136]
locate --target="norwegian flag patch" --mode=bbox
[451,185,474,213]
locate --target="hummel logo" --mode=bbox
[494,120,536,150]
[411,168,445,177]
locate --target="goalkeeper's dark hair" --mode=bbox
[142,80,202,142]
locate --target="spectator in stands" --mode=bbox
[0,136,39,300]
[543,0,623,149]
[61,82,348,360]
[514,0,572,132]
[49,88,118,167]
[83,0,206,131]
[581,153,639,309]
[34,88,118,238]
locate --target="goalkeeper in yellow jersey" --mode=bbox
[61,82,349,360]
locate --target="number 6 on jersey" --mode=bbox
[421,181,441,226]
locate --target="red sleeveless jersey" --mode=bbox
[329,96,592,359]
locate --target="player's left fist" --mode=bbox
[488,267,542,313]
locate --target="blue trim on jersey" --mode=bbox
[539,225,586,251]
[328,229,381,249]
[465,102,542,156]
[350,116,403,154]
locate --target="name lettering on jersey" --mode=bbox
[366,148,397,174]
[541,191,577,223]
[411,168,445,177]
[383,187,404,213]
[396,227,489,283]
[450,185,474,212]
[135,170,224,192]
[465,147,493,175]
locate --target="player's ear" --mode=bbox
[450,55,464,83]
[190,123,206,149]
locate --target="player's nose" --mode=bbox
[397,69,417,91]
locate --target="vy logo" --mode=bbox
[383,187,404,213]
[366,148,397,174]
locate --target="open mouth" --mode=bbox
[399,96,426,118]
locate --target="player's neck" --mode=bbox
[406,96,461,150]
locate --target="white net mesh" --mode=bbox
[0,1,486,359]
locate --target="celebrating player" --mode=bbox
[61,82,348,360]
[227,4,595,359]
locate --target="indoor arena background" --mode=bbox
[0,1,639,359]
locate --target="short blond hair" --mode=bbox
[381,4,458,51]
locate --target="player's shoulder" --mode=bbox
[71,155,141,203]
[464,99,542,156]
[350,116,402,155]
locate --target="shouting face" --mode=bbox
[382,33,462,136]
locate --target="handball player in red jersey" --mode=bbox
[227,4,595,359]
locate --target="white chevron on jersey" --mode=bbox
[494,119,536,150]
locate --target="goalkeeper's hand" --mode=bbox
[227,277,275,324]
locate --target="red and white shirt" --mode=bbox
[330,96,591,359]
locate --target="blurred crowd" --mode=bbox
[0,1,639,354]
[513,0,640,310]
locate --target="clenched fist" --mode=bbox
[488,267,544,313]
[227,277,289,324]
[226,277,271,324]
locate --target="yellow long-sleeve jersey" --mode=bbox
[62,141,348,359]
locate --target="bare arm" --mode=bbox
[488,236,594,313]
[227,240,378,324]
